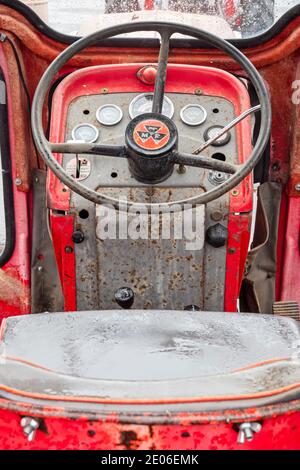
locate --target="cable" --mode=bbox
[0,32,40,169]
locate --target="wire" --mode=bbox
[0,32,40,169]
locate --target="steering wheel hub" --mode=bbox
[126,113,178,183]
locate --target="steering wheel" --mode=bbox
[32,22,271,211]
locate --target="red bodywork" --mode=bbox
[0,2,299,450]
[0,403,300,450]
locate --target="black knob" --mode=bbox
[72,230,85,244]
[206,223,228,248]
[184,305,200,311]
[115,287,135,309]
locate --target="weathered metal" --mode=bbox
[0,0,299,451]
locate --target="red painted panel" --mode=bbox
[0,407,299,450]
[0,45,30,322]
[280,196,300,305]
[51,214,76,312]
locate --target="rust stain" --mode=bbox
[0,269,30,308]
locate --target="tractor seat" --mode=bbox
[0,310,300,411]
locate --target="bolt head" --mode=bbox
[210,210,223,222]
[295,183,300,192]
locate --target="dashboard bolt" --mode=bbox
[72,230,85,244]
[272,161,280,172]
[295,183,300,192]
[15,178,22,186]
[195,88,203,95]
[231,189,239,197]
[210,210,223,222]
[177,164,186,174]
[208,170,226,185]
[100,87,109,94]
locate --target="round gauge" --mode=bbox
[71,123,99,143]
[129,93,174,119]
[204,125,231,147]
[180,104,207,126]
[96,104,123,126]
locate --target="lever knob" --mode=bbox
[115,287,135,309]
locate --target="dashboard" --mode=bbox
[63,91,237,194]
[49,63,253,313]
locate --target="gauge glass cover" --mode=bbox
[72,123,99,143]
[129,93,174,119]
[204,126,231,146]
[96,104,123,126]
[180,104,207,126]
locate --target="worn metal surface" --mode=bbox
[95,189,206,310]
[0,403,299,450]
[31,169,64,313]
[0,43,31,319]
[66,93,235,310]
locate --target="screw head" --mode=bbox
[210,210,223,222]
[15,178,22,186]
[177,164,186,174]
[295,183,300,192]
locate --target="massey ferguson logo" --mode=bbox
[133,119,170,151]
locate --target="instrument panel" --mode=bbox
[65,92,237,190]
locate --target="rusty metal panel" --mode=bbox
[65,92,235,311]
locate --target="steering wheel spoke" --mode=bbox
[50,142,127,158]
[152,30,172,114]
[173,152,237,175]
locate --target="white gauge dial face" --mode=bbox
[180,104,207,126]
[71,123,99,143]
[96,104,123,126]
[129,93,174,119]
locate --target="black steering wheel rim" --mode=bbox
[31,21,271,211]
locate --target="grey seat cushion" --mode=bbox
[1,310,299,381]
[1,310,300,413]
